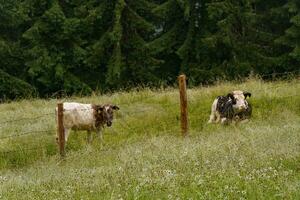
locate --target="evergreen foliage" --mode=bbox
[0,0,299,99]
[0,69,35,100]
[277,0,300,67]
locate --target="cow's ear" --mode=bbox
[227,93,234,100]
[227,93,236,104]
[112,105,120,110]
[98,106,104,112]
[243,92,251,99]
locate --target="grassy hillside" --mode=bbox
[0,79,300,199]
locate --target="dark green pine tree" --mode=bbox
[22,0,92,96]
[148,0,212,84]
[77,0,115,90]
[87,0,162,89]
[0,0,23,75]
[203,0,290,79]
[149,0,190,82]
[0,0,36,99]
[276,0,300,71]
[175,0,211,79]
[117,0,163,87]
[245,0,291,74]
[203,0,255,79]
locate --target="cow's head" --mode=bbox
[227,90,251,113]
[94,104,120,127]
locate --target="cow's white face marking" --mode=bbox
[231,90,248,113]
[101,104,120,127]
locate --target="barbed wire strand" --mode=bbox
[0,71,298,165]
[0,129,55,140]
[0,112,54,125]
[0,91,298,128]
[260,69,300,77]
[0,146,46,156]
[0,71,299,128]
[272,94,300,99]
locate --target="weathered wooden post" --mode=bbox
[178,74,189,137]
[57,102,65,157]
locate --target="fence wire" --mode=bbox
[260,69,300,78]
[0,71,299,161]
[0,146,47,156]
[0,112,54,125]
[0,129,55,140]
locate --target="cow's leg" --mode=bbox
[96,129,103,142]
[240,119,249,124]
[215,112,221,123]
[234,114,249,124]
[87,130,92,144]
[57,128,69,143]
[64,128,70,142]
[232,115,239,125]
[208,99,218,123]
[221,117,228,125]
[208,112,216,123]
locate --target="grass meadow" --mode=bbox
[0,78,300,199]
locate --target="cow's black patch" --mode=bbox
[237,102,252,120]
[216,95,252,121]
[216,96,235,119]
[92,105,105,129]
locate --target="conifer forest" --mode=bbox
[1,0,299,99]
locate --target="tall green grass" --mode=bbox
[0,79,299,199]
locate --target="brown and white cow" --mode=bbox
[56,102,119,143]
[208,90,252,124]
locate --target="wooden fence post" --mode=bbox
[178,74,189,137]
[57,102,65,157]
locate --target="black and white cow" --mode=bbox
[208,90,252,124]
